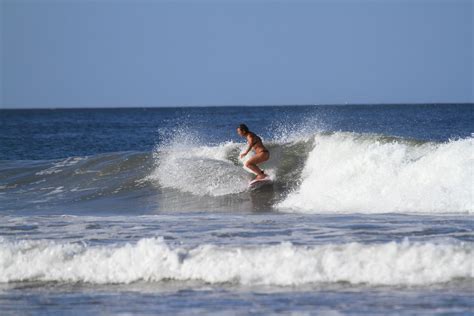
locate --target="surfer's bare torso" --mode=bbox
[245,132,268,154]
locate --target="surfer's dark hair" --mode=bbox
[238,124,249,133]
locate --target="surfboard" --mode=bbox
[248,177,272,189]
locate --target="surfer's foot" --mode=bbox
[255,173,268,180]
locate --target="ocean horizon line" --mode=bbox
[1,102,473,110]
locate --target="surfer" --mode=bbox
[237,123,269,180]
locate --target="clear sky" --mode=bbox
[1,0,472,108]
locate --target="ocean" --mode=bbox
[0,104,472,315]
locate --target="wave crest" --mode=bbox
[0,238,471,286]
[278,133,473,214]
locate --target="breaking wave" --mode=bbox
[0,237,471,286]
[1,132,472,214]
[277,133,473,214]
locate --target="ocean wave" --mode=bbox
[1,132,472,214]
[0,237,471,286]
[0,151,154,210]
[277,133,473,214]
[148,131,473,213]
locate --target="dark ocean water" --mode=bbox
[0,104,473,315]
[1,104,471,161]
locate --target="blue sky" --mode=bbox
[1,0,472,108]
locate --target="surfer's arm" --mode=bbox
[240,144,252,158]
[240,135,256,158]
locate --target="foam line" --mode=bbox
[1,238,472,285]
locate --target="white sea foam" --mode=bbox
[45,186,65,196]
[278,133,474,214]
[0,238,471,285]
[149,142,251,196]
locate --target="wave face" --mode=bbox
[0,237,471,286]
[0,151,155,214]
[1,132,472,214]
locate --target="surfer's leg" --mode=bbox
[244,163,264,178]
[245,152,269,179]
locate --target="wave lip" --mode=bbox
[278,133,474,214]
[0,238,472,286]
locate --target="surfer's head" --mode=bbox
[237,124,249,136]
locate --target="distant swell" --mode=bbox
[0,237,471,286]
